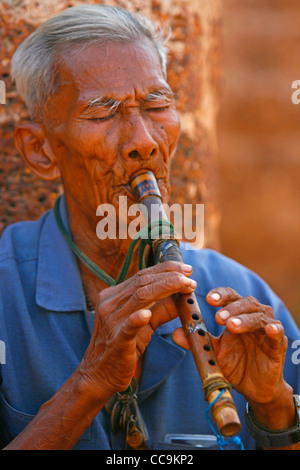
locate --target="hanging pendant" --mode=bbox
[105,392,119,416]
[110,399,123,434]
[105,378,149,449]
[126,416,147,450]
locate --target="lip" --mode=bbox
[124,183,136,199]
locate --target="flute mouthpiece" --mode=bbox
[130,170,162,202]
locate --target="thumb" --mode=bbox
[172,327,190,350]
[120,309,152,341]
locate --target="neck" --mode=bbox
[64,195,146,309]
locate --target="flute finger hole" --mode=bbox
[203,345,210,351]
[187,298,194,304]
[192,313,199,320]
[198,329,205,336]
[208,359,215,366]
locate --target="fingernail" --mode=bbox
[183,277,196,288]
[183,264,193,272]
[141,310,152,319]
[230,318,242,327]
[219,310,230,320]
[210,292,221,301]
[269,324,278,333]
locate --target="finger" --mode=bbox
[120,309,154,359]
[172,327,190,350]
[206,287,242,307]
[99,261,193,302]
[223,311,282,335]
[120,309,152,340]
[265,322,286,343]
[123,271,197,312]
[215,296,271,326]
[172,328,218,352]
[149,296,177,328]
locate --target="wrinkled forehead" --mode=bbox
[51,39,168,108]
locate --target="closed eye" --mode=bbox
[145,105,169,112]
[143,90,174,113]
[85,97,121,122]
[90,114,116,122]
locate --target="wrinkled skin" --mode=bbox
[12,39,298,450]
[80,261,196,395]
[175,288,289,405]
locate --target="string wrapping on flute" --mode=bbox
[205,389,245,450]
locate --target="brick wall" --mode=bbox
[1,0,299,325]
[218,0,300,324]
[0,0,222,249]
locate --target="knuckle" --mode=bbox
[97,285,116,302]
[169,271,183,283]
[257,311,267,324]
[229,288,240,297]
[283,334,288,351]
[222,287,239,296]
[135,269,144,278]
[132,286,149,304]
[163,260,177,270]
[245,295,261,309]
[133,271,143,282]
[96,287,119,316]
[96,290,107,308]
[216,287,240,302]
[272,319,284,331]
[132,271,151,288]
[264,305,275,318]
[245,311,266,329]
[131,271,143,289]
[163,272,185,290]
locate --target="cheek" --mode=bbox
[169,111,181,146]
[76,122,117,165]
[46,122,120,207]
[159,111,181,155]
[53,120,119,175]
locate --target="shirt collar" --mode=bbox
[138,333,186,399]
[36,194,86,312]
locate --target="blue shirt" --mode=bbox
[0,195,299,450]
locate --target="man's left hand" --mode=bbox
[205,287,288,405]
[173,287,291,409]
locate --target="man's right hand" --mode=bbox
[78,261,196,399]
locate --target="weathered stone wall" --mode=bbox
[1,0,299,324]
[0,0,222,250]
[218,0,300,324]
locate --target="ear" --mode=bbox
[14,123,61,181]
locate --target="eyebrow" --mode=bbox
[85,97,122,114]
[142,89,175,104]
[81,88,175,114]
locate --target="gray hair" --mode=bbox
[11,4,169,120]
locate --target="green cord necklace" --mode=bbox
[53,195,175,287]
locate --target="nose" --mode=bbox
[120,114,159,161]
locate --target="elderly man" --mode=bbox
[0,4,299,451]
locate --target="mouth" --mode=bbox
[118,171,167,199]
[124,183,136,199]
[111,174,169,224]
